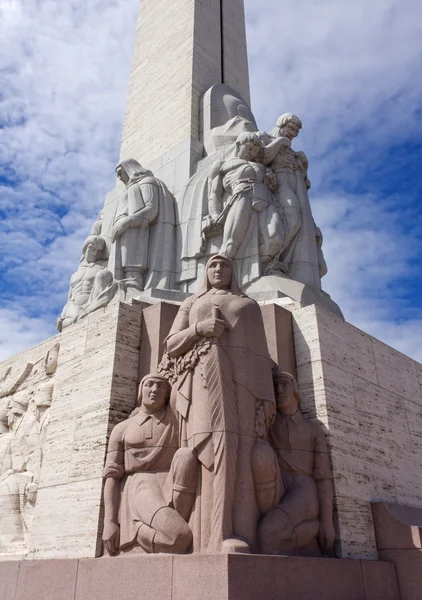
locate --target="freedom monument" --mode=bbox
[0,1,421,599]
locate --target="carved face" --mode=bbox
[84,240,101,263]
[140,377,169,413]
[6,406,23,429]
[45,344,59,376]
[280,121,300,141]
[275,377,298,414]
[116,166,129,185]
[207,257,232,289]
[238,140,261,161]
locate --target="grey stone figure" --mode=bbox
[56,235,114,331]
[111,159,176,291]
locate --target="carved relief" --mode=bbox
[0,344,60,557]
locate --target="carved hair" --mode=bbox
[80,235,108,263]
[275,113,302,130]
[235,132,263,155]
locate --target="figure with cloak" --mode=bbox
[261,113,328,289]
[159,255,276,553]
[111,159,176,291]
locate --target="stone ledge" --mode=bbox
[0,554,401,600]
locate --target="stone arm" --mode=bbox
[130,182,160,226]
[165,299,228,358]
[313,429,335,553]
[165,301,201,358]
[102,421,126,556]
[261,135,291,165]
[207,160,224,220]
[296,151,311,189]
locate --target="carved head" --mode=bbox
[199,254,244,296]
[235,132,263,161]
[81,235,108,264]
[44,343,60,376]
[273,370,300,415]
[0,399,8,433]
[207,255,232,290]
[137,374,171,414]
[274,113,302,141]
[6,391,29,429]
[115,159,152,186]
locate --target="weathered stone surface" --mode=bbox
[291,303,422,559]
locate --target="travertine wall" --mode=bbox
[119,0,250,167]
[27,302,143,559]
[291,304,422,560]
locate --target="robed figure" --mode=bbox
[111,159,176,291]
[159,255,275,553]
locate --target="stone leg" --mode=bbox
[150,507,193,554]
[258,203,284,265]
[122,269,145,290]
[164,447,199,522]
[221,197,252,258]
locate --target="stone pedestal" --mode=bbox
[0,554,402,600]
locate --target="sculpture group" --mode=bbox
[0,344,59,556]
[57,96,331,329]
[102,255,334,556]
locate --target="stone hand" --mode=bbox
[111,217,132,242]
[197,318,229,338]
[103,520,120,556]
[318,520,335,553]
[25,482,38,504]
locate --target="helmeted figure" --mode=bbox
[111,159,176,291]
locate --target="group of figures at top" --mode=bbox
[0,344,60,556]
[102,255,335,556]
[57,111,328,330]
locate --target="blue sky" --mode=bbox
[0,0,421,362]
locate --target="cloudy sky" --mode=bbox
[0,0,421,362]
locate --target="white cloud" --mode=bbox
[0,0,421,365]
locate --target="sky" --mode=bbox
[0,0,421,362]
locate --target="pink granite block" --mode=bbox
[75,556,173,600]
[14,559,78,600]
[371,502,422,550]
[378,549,422,600]
[172,554,229,600]
[0,561,20,600]
[361,559,400,600]
[227,555,366,600]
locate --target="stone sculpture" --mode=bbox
[111,159,176,291]
[33,343,59,445]
[261,113,328,289]
[258,370,335,556]
[56,235,114,331]
[159,254,275,553]
[203,132,286,287]
[102,374,198,555]
[0,391,41,555]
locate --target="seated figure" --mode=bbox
[102,374,198,555]
[56,235,114,331]
[258,370,335,556]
